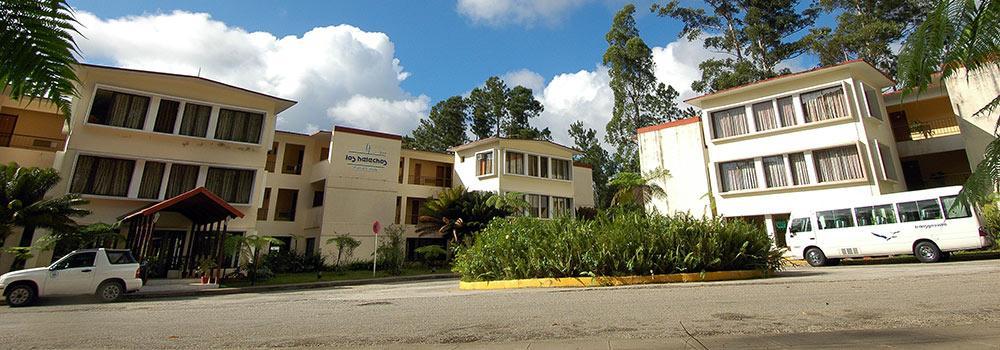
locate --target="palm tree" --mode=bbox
[896,0,999,205]
[485,191,529,215]
[325,233,360,269]
[608,168,671,209]
[1,0,82,118]
[1,163,90,270]
[37,222,124,252]
[225,234,282,286]
[417,186,510,243]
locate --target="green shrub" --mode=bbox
[415,245,448,270]
[980,200,1000,247]
[376,225,406,275]
[263,250,327,273]
[452,210,784,281]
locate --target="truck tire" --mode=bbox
[5,284,37,307]
[96,281,124,303]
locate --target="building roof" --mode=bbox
[684,60,895,108]
[636,116,701,134]
[333,125,402,141]
[119,187,244,225]
[448,137,581,154]
[77,63,298,114]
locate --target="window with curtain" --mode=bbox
[524,194,550,218]
[718,159,757,192]
[762,155,787,188]
[801,86,848,122]
[165,164,200,198]
[179,103,212,137]
[87,89,150,129]
[205,167,255,203]
[476,152,493,176]
[876,142,898,181]
[777,97,796,127]
[539,156,549,178]
[552,196,573,216]
[753,101,779,131]
[153,99,180,133]
[863,84,883,120]
[215,108,264,143]
[70,155,135,197]
[137,161,165,199]
[551,158,571,180]
[711,107,749,138]
[813,146,864,183]
[789,152,810,185]
[527,154,539,177]
[506,151,525,175]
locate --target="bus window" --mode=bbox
[789,218,811,233]
[941,195,972,219]
[855,204,897,226]
[898,199,943,222]
[817,209,854,229]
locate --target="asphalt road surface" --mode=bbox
[2,260,1000,349]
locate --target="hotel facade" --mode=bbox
[638,60,1000,248]
[0,64,595,275]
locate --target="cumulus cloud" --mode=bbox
[502,68,546,92]
[456,0,589,27]
[73,10,429,135]
[536,66,614,145]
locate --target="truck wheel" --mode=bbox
[96,281,124,303]
[5,284,36,307]
[805,247,828,267]
[914,241,941,263]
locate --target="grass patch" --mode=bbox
[220,266,451,288]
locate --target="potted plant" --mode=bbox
[196,258,218,284]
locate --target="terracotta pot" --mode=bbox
[201,275,210,284]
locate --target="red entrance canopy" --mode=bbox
[120,187,244,224]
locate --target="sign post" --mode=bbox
[372,220,381,277]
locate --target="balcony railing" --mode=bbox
[0,133,65,152]
[893,117,960,142]
[282,163,302,175]
[407,175,452,187]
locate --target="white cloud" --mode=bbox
[73,10,428,135]
[536,66,614,146]
[456,0,589,27]
[502,68,546,93]
[650,38,726,102]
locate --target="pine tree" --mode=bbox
[569,121,614,207]
[468,76,509,139]
[809,0,931,75]
[409,96,469,152]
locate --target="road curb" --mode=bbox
[128,273,458,300]
[458,270,767,290]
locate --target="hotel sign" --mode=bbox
[345,143,388,172]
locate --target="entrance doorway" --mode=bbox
[0,114,17,147]
[147,230,186,278]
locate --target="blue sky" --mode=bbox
[66,0,831,143]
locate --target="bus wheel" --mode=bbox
[914,241,941,263]
[805,247,828,267]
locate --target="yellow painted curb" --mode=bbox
[785,259,810,267]
[458,270,766,290]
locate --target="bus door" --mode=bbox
[786,217,815,254]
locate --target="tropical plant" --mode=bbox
[895,0,999,206]
[416,186,511,243]
[375,224,405,276]
[1,163,90,270]
[37,222,123,252]
[608,168,671,209]
[326,233,361,269]
[414,245,448,271]
[196,257,218,277]
[225,235,282,286]
[1,0,81,118]
[485,191,529,214]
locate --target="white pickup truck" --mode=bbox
[1,248,144,307]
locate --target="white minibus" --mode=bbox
[786,186,993,266]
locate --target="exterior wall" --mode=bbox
[572,166,596,208]
[637,118,711,217]
[453,143,501,192]
[0,100,65,168]
[255,131,328,252]
[943,66,1000,169]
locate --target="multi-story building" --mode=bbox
[0,64,596,275]
[638,60,999,247]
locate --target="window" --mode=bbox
[527,154,539,177]
[711,107,749,138]
[813,146,864,183]
[54,252,96,270]
[137,161,165,199]
[105,251,136,265]
[258,188,271,221]
[215,108,264,143]
[88,89,150,129]
[776,97,796,127]
[941,195,972,219]
[153,99,180,133]
[539,156,549,178]
[817,209,855,229]
[165,164,199,198]
[801,86,848,122]
[762,156,787,188]
[476,152,494,176]
[753,101,779,131]
[275,189,299,221]
[789,218,811,233]
[320,147,329,161]
[525,194,550,218]
[552,197,573,217]
[305,238,316,256]
[506,151,525,175]
[266,142,278,172]
[897,199,943,222]
[718,159,757,192]
[205,167,255,204]
[312,190,324,207]
[788,153,810,185]
[876,142,898,181]
[863,84,883,120]
[70,155,135,197]
[552,159,571,180]
[855,204,897,226]
[179,103,211,137]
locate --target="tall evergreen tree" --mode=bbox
[409,96,469,152]
[809,0,931,75]
[604,4,681,172]
[468,76,509,140]
[569,121,614,208]
[652,0,820,93]
[506,86,544,136]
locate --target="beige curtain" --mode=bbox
[138,161,165,199]
[762,156,787,187]
[70,155,134,196]
[206,167,255,203]
[719,160,757,192]
[506,152,524,174]
[107,94,130,128]
[154,100,180,133]
[215,109,264,143]
[180,104,212,137]
[813,146,864,182]
[777,97,796,127]
[712,107,749,138]
[753,102,779,131]
[166,164,200,198]
[789,152,810,185]
[801,87,847,122]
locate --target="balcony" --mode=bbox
[894,117,965,158]
[407,175,452,187]
[0,133,64,168]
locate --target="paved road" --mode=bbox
[2,260,1000,349]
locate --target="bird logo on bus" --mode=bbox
[870,231,899,241]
